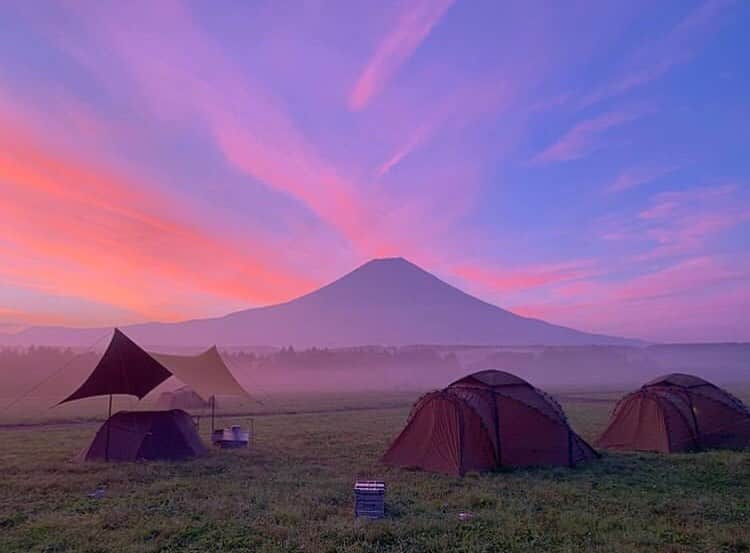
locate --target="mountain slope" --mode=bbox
[2,258,638,347]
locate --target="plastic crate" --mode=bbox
[354,480,385,519]
[211,425,250,449]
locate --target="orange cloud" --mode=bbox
[0,105,315,323]
[0,307,75,328]
[57,0,384,259]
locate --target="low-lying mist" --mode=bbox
[2,343,747,409]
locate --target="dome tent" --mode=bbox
[77,409,206,462]
[596,373,750,453]
[58,329,244,462]
[382,370,597,476]
[156,385,211,411]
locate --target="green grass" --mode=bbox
[0,391,749,553]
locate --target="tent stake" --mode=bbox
[105,393,113,462]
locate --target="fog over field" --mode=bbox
[2,343,748,415]
[2,258,747,406]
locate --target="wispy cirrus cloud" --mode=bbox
[513,254,750,341]
[580,0,736,108]
[348,0,455,111]
[55,1,379,254]
[375,78,514,177]
[54,0,485,266]
[598,184,750,260]
[636,185,750,259]
[605,164,679,193]
[453,260,598,295]
[532,107,645,164]
[377,121,435,177]
[2,0,748,342]
[517,182,750,340]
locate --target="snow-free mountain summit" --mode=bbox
[3,258,637,347]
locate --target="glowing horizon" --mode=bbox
[0,0,748,342]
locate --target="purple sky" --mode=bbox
[0,0,748,342]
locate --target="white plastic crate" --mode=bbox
[354,480,385,519]
[211,425,250,449]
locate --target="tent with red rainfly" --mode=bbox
[382,370,597,476]
[59,328,247,462]
[596,373,750,453]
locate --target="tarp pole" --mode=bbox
[685,391,702,450]
[211,395,216,434]
[105,393,113,462]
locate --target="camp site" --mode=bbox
[2,1,750,552]
[2,322,749,553]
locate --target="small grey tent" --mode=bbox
[157,386,210,410]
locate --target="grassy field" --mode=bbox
[0,390,749,553]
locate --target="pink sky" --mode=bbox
[0,0,748,342]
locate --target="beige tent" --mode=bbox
[150,346,246,400]
[149,346,248,431]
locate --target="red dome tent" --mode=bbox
[596,373,750,453]
[382,370,597,476]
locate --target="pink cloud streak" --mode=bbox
[513,254,750,341]
[606,164,679,193]
[55,0,488,268]
[580,0,736,108]
[376,78,514,177]
[533,108,644,164]
[348,0,455,111]
[453,260,597,295]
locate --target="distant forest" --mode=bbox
[0,345,463,396]
[0,346,99,396]
[1,343,748,398]
[224,346,459,372]
[465,344,750,387]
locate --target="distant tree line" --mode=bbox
[223,346,460,372]
[0,346,99,396]
[467,344,750,386]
